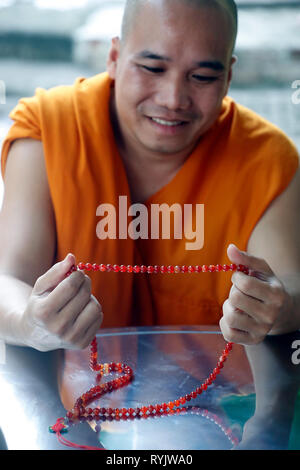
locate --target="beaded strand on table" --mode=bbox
[64,337,233,424]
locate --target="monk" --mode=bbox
[0,0,299,448]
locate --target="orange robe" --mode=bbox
[1,72,299,328]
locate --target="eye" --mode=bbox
[192,75,218,83]
[140,65,164,74]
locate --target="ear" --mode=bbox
[107,37,121,79]
[223,55,237,97]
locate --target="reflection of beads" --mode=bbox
[189,407,239,447]
[67,406,239,448]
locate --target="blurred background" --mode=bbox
[0,0,300,204]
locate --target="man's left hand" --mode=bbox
[220,244,293,345]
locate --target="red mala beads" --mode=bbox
[75,262,249,275]
[51,262,247,449]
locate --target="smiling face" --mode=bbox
[107,0,236,159]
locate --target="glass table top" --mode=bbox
[0,326,299,450]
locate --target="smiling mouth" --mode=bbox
[149,117,188,127]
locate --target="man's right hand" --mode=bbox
[21,253,103,352]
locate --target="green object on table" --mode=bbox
[289,389,300,450]
[220,390,300,450]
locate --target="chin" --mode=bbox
[144,142,195,155]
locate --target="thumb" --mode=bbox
[227,244,273,277]
[34,253,77,295]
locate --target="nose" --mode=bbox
[155,74,192,112]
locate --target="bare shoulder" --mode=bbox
[0,138,56,285]
[247,169,300,275]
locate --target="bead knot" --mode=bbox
[49,419,68,434]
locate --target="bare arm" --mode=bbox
[0,138,55,346]
[0,139,103,351]
[220,169,300,449]
[237,331,300,450]
[220,169,300,345]
[247,167,300,334]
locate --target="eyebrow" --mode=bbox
[135,50,225,71]
[195,61,225,71]
[135,50,172,61]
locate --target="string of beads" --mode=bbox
[74,262,249,275]
[63,263,247,423]
[50,262,247,449]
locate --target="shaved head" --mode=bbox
[121,0,238,52]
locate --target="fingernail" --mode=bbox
[229,243,238,250]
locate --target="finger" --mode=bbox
[62,316,102,351]
[231,270,284,311]
[63,296,103,346]
[34,253,76,295]
[229,284,271,324]
[227,244,274,278]
[222,297,266,335]
[219,315,252,345]
[78,316,103,350]
[48,276,93,336]
[231,271,269,303]
[45,270,88,314]
[220,306,266,345]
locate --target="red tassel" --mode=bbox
[49,418,105,451]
